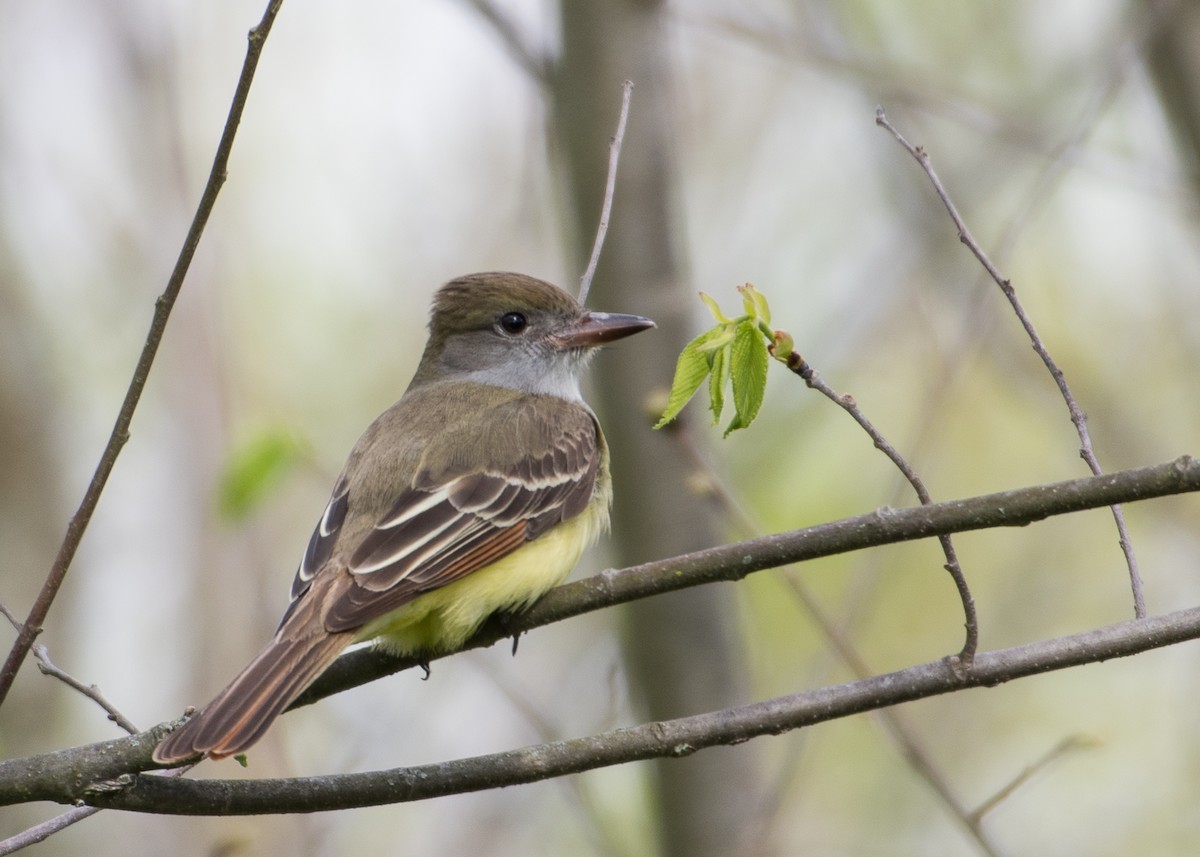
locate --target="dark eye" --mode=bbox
[498,312,528,334]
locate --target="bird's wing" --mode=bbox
[287,396,600,633]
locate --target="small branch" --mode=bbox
[577,80,633,305]
[32,644,139,735]
[3,599,138,734]
[0,0,287,708]
[874,106,1146,619]
[783,352,979,668]
[0,807,102,856]
[38,604,1200,815]
[0,600,21,631]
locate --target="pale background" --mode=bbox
[2,1,1200,855]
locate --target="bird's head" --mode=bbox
[414,272,655,399]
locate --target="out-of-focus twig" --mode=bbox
[969,735,1097,823]
[459,0,552,84]
[0,600,22,633]
[469,660,639,857]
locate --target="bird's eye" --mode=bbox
[498,312,528,334]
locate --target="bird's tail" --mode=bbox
[153,629,352,764]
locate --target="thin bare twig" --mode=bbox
[578,80,633,305]
[778,351,979,669]
[874,106,1146,619]
[1,600,138,733]
[0,806,102,856]
[32,644,138,735]
[0,600,21,631]
[0,0,287,708]
[0,600,171,854]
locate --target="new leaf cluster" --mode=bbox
[655,284,779,437]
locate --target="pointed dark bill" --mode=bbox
[552,311,656,348]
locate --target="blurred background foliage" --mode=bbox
[2,0,1200,855]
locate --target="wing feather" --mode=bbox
[350,491,465,575]
[290,474,350,601]
[295,394,602,634]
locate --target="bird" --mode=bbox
[153,272,654,763]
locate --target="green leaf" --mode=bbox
[708,341,727,424]
[699,292,730,323]
[654,331,717,429]
[655,285,781,434]
[217,429,304,520]
[696,325,736,356]
[725,319,769,436]
[738,283,771,325]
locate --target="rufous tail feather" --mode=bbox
[153,630,352,764]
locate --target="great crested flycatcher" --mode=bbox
[153,272,654,763]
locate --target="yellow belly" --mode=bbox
[353,504,605,655]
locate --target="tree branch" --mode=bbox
[14,602,1200,815]
[0,0,287,707]
[298,455,1197,707]
[0,456,1195,814]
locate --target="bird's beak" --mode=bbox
[552,311,656,349]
